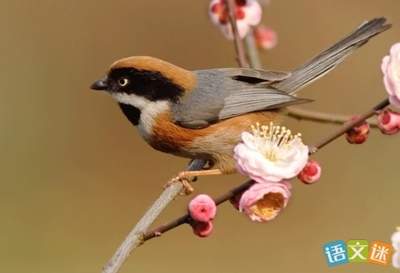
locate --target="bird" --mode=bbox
[90,18,390,189]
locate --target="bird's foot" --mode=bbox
[164,172,194,195]
[308,146,318,154]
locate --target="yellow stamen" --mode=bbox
[251,192,285,219]
[250,122,304,162]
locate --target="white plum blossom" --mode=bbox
[392,229,400,269]
[234,123,309,183]
[381,43,400,108]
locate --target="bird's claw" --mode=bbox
[308,146,318,154]
[164,172,194,195]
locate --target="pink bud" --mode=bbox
[192,221,213,238]
[376,109,400,135]
[188,194,217,222]
[254,25,277,50]
[344,115,370,144]
[298,160,321,184]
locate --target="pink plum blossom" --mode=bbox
[234,123,309,183]
[381,43,400,108]
[239,181,291,222]
[376,109,400,135]
[391,229,400,269]
[209,0,262,40]
[298,160,321,184]
[188,194,217,222]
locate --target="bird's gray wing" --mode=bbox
[171,69,311,129]
[222,67,291,83]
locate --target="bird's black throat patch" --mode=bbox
[109,68,185,102]
[118,103,141,126]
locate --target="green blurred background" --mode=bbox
[1,0,400,272]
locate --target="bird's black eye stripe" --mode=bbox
[109,67,185,102]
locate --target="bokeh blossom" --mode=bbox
[382,43,400,108]
[209,0,262,40]
[254,25,277,50]
[239,181,291,222]
[392,228,400,269]
[376,109,400,135]
[234,123,309,183]
[298,160,321,184]
[188,194,217,222]
[344,116,370,144]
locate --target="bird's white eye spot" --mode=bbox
[117,77,129,87]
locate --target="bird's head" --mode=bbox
[90,56,197,107]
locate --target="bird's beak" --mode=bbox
[90,78,109,91]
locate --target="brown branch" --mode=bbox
[143,180,254,241]
[225,0,249,68]
[312,98,389,150]
[102,159,206,273]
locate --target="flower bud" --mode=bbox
[254,25,277,50]
[376,109,400,135]
[188,194,217,222]
[192,221,213,238]
[298,160,321,184]
[344,116,370,144]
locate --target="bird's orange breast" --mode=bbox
[148,109,282,169]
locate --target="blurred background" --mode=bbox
[1,0,400,272]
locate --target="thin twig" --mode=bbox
[225,0,249,67]
[102,159,206,273]
[287,106,380,127]
[143,180,254,241]
[312,98,389,150]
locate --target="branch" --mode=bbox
[102,159,206,273]
[226,0,249,67]
[287,106,380,127]
[143,180,254,241]
[312,98,389,150]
